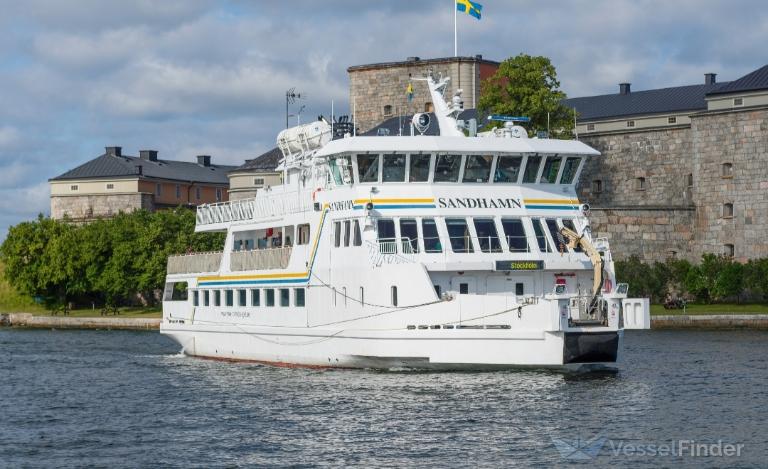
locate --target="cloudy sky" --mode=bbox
[0,0,766,238]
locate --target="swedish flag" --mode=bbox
[457,0,482,20]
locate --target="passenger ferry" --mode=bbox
[161,73,649,370]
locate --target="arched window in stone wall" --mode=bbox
[634,177,646,191]
[722,202,734,218]
[383,105,393,116]
[721,162,733,178]
[591,179,603,193]
[723,244,735,257]
[686,173,693,187]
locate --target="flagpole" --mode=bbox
[454,0,458,57]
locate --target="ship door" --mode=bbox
[451,276,476,295]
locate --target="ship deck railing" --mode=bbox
[231,246,292,271]
[167,251,224,275]
[196,191,314,227]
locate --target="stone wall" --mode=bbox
[51,193,154,221]
[691,107,768,261]
[578,127,694,207]
[349,58,487,133]
[577,127,698,262]
[588,207,696,262]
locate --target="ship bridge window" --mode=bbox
[343,220,351,246]
[297,224,310,245]
[422,218,443,253]
[334,222,342,247]
[434,154,463,182]
[462,155,493,183]
[473,218,502,252]
[409,154,432,182]
[399,219,419,253]
[540,156,562,183]
[561,219,583,252]
[329,156,351,186]
[501,218,530,252]
[522,155,543,183]
[446,218,474,253]
[377,218,396,244]
[163,282,188,301]
[532,218,552,252]
[545,218,567,252]
[559,157,582,184]
[494,155,523,183]
[353,220,362,246]
[382,153,406,182]
[356,154,380,183]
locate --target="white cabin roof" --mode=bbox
[314,136,600,158]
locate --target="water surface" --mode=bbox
[1,329,766,467]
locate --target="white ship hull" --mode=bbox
[162,324,623,371]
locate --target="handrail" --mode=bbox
[196,191,313,226]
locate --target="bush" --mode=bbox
[618,254,753,304]
[0,209,224,307]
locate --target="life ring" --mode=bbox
[312,187,322,201]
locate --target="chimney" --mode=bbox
[105,146,122,157]
[197,155,211,167]
[139,150,158,162]
[705,73,717,85]
[475,54,483,60]
[619,83,631,95]
[136,165,143,176]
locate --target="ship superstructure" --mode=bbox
[161,73,649,370]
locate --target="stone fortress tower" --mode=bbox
[348,56,499,134]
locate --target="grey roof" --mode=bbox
[363,109,478,137]
[50,151,235,183]
[707,64,768,96]
[563,83,727,122]
[230,147,282,173]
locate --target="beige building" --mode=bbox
[49,147,234,221]
[227,148,283,201]
[348,55,499,133]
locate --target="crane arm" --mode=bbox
[559,226,604,303]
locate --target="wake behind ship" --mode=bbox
[161,73,650,370]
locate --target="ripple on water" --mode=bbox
[0,328,766,467]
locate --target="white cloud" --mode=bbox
[1,0,768,239]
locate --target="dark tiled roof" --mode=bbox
[363,110,478,137]
[50,151,235,183]
[707,64,768,96]
[230,147,282,173]
[563,83,727,122]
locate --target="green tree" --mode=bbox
[478,54,573,137]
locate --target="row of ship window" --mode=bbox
[328,153,583,186]
[365,216,581,255]
[192,287,306,308]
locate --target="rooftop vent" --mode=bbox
[105,146,122,157]
[619,83,631,95]
[197,155,211,167]
[407,56,420,62]
[140,150,158,162]
[475,54,483,60]
[705,73,717,85]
